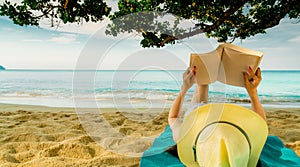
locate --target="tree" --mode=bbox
[109,0,300,47]
[0,0,111,26]
[1,0,300,47]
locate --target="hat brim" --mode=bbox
[178,103,268,167]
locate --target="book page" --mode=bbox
[190,51,221,85]
[217,43,263,87]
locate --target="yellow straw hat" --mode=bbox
[177,103,268,167]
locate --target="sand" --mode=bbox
[0,103,299,166]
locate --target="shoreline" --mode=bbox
[1,100,300,110]
[0,103,299,166]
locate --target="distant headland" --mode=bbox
[0,65,6,70]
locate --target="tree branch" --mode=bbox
[263,0,300,29]
[203,0,248,32]
[64,0,69,9]
[160,0,248,45]
[31,5,61,19]
[234,0,300,39]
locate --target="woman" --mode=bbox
[168,66,268,167]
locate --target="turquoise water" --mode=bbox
[0,70,299,108]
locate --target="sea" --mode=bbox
[0,70,299,109]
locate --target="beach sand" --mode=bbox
[0,103,299,166]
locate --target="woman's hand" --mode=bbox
[243,66,266,120]
[181,67,196,93]
[243,66,262,99]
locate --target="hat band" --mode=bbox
[192,121,252,162]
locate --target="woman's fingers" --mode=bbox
[183,68,193,81]
[243,72,250,87]
[256,67,262,80]
[184,68,190,75]
[183,68,191,81]
[182,67,196,92]
[244,66,262,88]
[248,66,257,80]
[187,70,194,80]
[193,66,196,75]
[243,72,250,84]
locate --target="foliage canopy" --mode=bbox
[1,0,299,47]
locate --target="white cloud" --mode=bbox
[258,46,300,70]
[40,21,106,35]
[289,35,300,43]
[1,27,14,31]
[48,34,78,44]
[37,0,117,35]
[23,39,42,42]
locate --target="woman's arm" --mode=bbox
[168,88,187,142]
[168,67,195,142]
[243,67,266,121]
[191,84,209,104]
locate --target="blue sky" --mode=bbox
[0,13,300,70]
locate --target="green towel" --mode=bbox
[260,136,300,167]
[141,126,300,167]
[141,126,184,167]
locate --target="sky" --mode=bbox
[0,2,300,70]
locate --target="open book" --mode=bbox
[190,43,263,87]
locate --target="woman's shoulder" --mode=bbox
[183,102,207,119]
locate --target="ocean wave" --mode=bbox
[94,90,300,104]
[0,91,72,98]
[1,89,299,104]
[94,90,177,101]
[1,92,49,97]
[94,87,180,93]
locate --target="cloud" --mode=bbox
[38,18,110,36]
[1,27,14,31]
[48,33,78,44]
[288,35,300,43]
[23,39,42,42]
